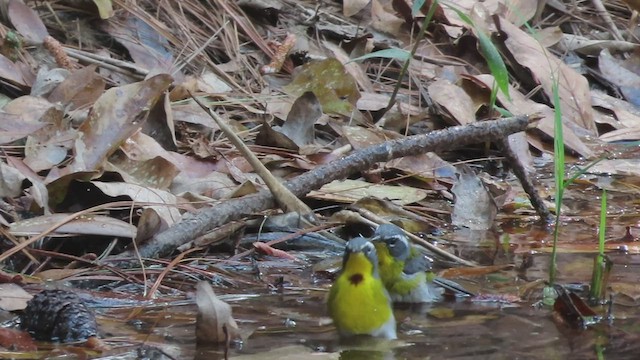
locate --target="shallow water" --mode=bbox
[94,222,640,359]
[17,183,640,359]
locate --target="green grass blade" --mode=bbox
[347,48,411,64]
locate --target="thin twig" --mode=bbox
[189,92,314,216]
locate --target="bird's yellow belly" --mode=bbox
[329,275,392,334]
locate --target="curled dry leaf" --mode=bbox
[257,91,321,151]
[279,91,321,147]
[196,281,239,344]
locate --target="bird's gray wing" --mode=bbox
[403,254,432,274]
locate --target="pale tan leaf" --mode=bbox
[196,281,239,344]
[92,0,114,19]
[91,181,181,226]
[0,283,32,311]
[307,179,428,205]
[9,213,137,238]
[343,0,369,17]
[428,79,476,125]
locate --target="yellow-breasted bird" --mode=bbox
[372,224,444,303]
[327,237,397,339]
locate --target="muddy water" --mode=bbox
[93,210,640,359]
[27,186,640,359]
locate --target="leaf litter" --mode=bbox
[0,0,638,358]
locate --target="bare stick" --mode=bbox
[189,92,314,216]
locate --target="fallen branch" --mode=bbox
[113,115,536,260]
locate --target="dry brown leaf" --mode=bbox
[307,179,428,205]
[23,107,70,172]
[34,268,90,281]
[0,113,46,144]
[0,161,26,198]
[71,74,173,172]
[386,152,457,184]
[172,101,220,129]
[428,79,476,125]
[283,58,361,119]
[598,49,640,107]
[31,68,69,96]
[370,0,404,37]
[279,92,321,147]
[598,128,640,142]
[8,0,48,43]
[195,281,239,344]
[4,95,56,122]
[4,156,49,211]
[588,159,640,177]
[171,171,237,200]
[134,208,166,245]
[342,125,398,149]
[559,34,638,56]
[91,181,181,226]
[103,15,176,75]
[108,132,180,189]
[502,0,537,26]
[620,0,640,12]
[256,119,299,151]
[357,92,390,112]
[9,213,137,238]
[472,74,593,158]
[48,64,106,110]
[322,41,374,93]
[591,89,640,130]
[437,0,534,28]
[499,18,596,133]
[343,0,370,17]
